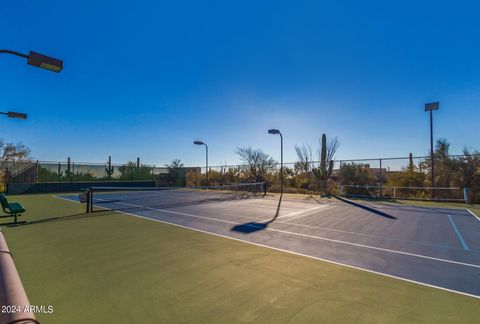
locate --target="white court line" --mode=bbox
[212,199,299,210]
[90,197,480,269]
[285,205,333,221]
[278,220,469,251]
[467,209,480,221]
[447,214,469,251]
[55,195,82,203]
[54,195,480,299]
[269,205,330,222]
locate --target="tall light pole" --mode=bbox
[0,49,63,72]
[425,102,439,200]
[268,129,283,194]
[194,140,208,186]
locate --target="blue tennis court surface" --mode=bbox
[61,192,480,299]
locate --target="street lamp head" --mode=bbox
[7,111,27,120]
[194,140,205,145]
[425,102,439,112]
[1,111,27,120]
[27,51,63,72]
[268,129,280,135]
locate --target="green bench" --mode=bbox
[0,194,26,224]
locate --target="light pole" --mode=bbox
[194,140,208,186]
[0,49,63,72]
[425,102,439,200]
[268,129,283,194]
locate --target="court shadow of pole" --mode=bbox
[230,192,283,234]
[335,196,397,219]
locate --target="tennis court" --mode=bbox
[1,192,478,323]
[63,185,480,299]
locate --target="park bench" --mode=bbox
[0,193,26,224]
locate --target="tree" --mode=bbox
[71,171,97,181]
[236,147,276,182]
[38,167,60,182]
[457,149,480,187]
[118,161,153,180]
[164,159,186,186]
[222,166,243,183]
[0,139,31,160]
[427,139,457,187]
[293,134,340,193]
[386,168,426,192]
[206,164,238,185]
[294,143,313,174]
[456,149,480,204]
[421,139,480,201]
[294,143,315,191]
[0,139,33,185]
[339,163,377,185]
[386,152,425,190]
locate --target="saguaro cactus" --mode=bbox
[57,162,63,181]
[66,157,72,181]
[106,156,114,179]
[312,134,335,193]
[408,153,414,172]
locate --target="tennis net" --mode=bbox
[84,182,267,213]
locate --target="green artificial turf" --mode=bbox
[1,194,479,323]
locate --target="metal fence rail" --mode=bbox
[0,154,477,202]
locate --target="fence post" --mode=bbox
[67,157,71,182]
[86,190,90,213]
[379,158,383,199]
[339,161,343,193]
[36,160,39,183]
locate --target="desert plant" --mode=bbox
[118,161,153,181]
[164,159,186,186]
[105,156,115,179]
[312,134,339,194]
[236,147,276,183]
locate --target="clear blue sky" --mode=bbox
[1,1,479,167]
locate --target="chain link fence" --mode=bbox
[0,154,478,202]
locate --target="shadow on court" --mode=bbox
[231,194,283,234]
[335,196,397,219]
[5,211,115,227]
[0,220,27,226]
